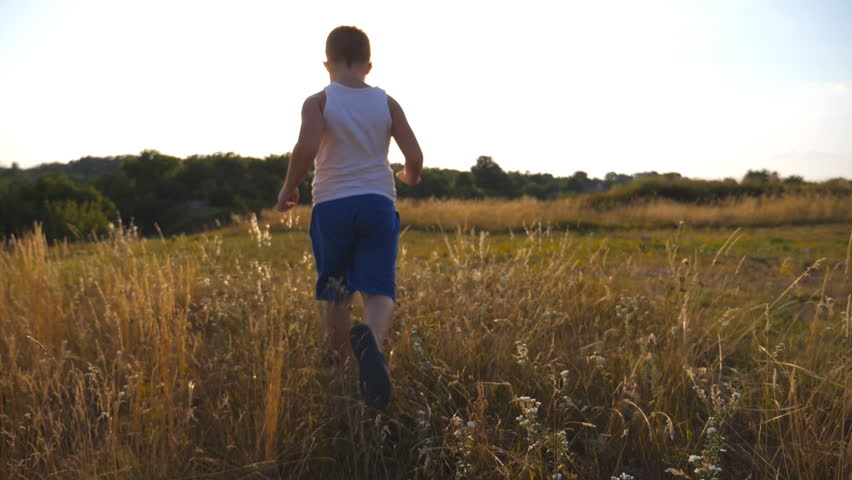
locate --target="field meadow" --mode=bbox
[1,196,851,479]
[251,194,852,233]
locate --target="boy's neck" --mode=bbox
[329,71,369,88]
[326,61,371,88]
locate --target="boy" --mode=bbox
[276,26,423,410]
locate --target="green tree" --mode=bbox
[471,156,515,197]
[452,171,482,199]
[116,150,184,233]
[0,175,118,240]
[562,171,594,193]
[743,169,779,183]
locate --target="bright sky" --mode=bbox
[1,0,851,180]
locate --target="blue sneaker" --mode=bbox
[349,324,391,409]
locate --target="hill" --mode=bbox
[0,156,122,184]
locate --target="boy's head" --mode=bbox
[325,26,370,69]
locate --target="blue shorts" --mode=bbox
[310,194,400,301]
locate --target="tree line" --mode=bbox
[1,151,849,240]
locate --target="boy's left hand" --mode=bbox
[277,186,299,212]
[396,169,421,186]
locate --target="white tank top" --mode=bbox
[311,82,396,205]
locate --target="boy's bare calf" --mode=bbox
[324,292,394,363]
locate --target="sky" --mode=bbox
[1,0,851,180]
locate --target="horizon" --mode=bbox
[5,149,847,184]
[1,1,851,180]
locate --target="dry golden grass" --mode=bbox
[1,217,850,478]
[254,194,852,235]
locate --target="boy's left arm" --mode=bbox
[277,93,325,211]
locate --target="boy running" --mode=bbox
[276,26,423,410]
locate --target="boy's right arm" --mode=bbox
[277,92,325,211]
[388,96,423,186]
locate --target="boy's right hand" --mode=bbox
[276,186,300,212]
[396,169,421,186]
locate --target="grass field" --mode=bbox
[1,198,850,479]
[253,194,852,233]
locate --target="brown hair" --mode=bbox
[325,26,370,67]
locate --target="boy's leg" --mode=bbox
[348,195,399,349]
[323,295,354,361]
[361,293,394,348]
[347,195,398,409]
[310,198,357,362]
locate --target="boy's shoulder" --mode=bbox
[386,94,402,114]
[304,90,327,112]
[304,87,402,116]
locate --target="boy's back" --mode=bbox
[312,82,396,205]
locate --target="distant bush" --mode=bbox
[583,175,852,208]
[0,175,118,240]
[91,151,302,235]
